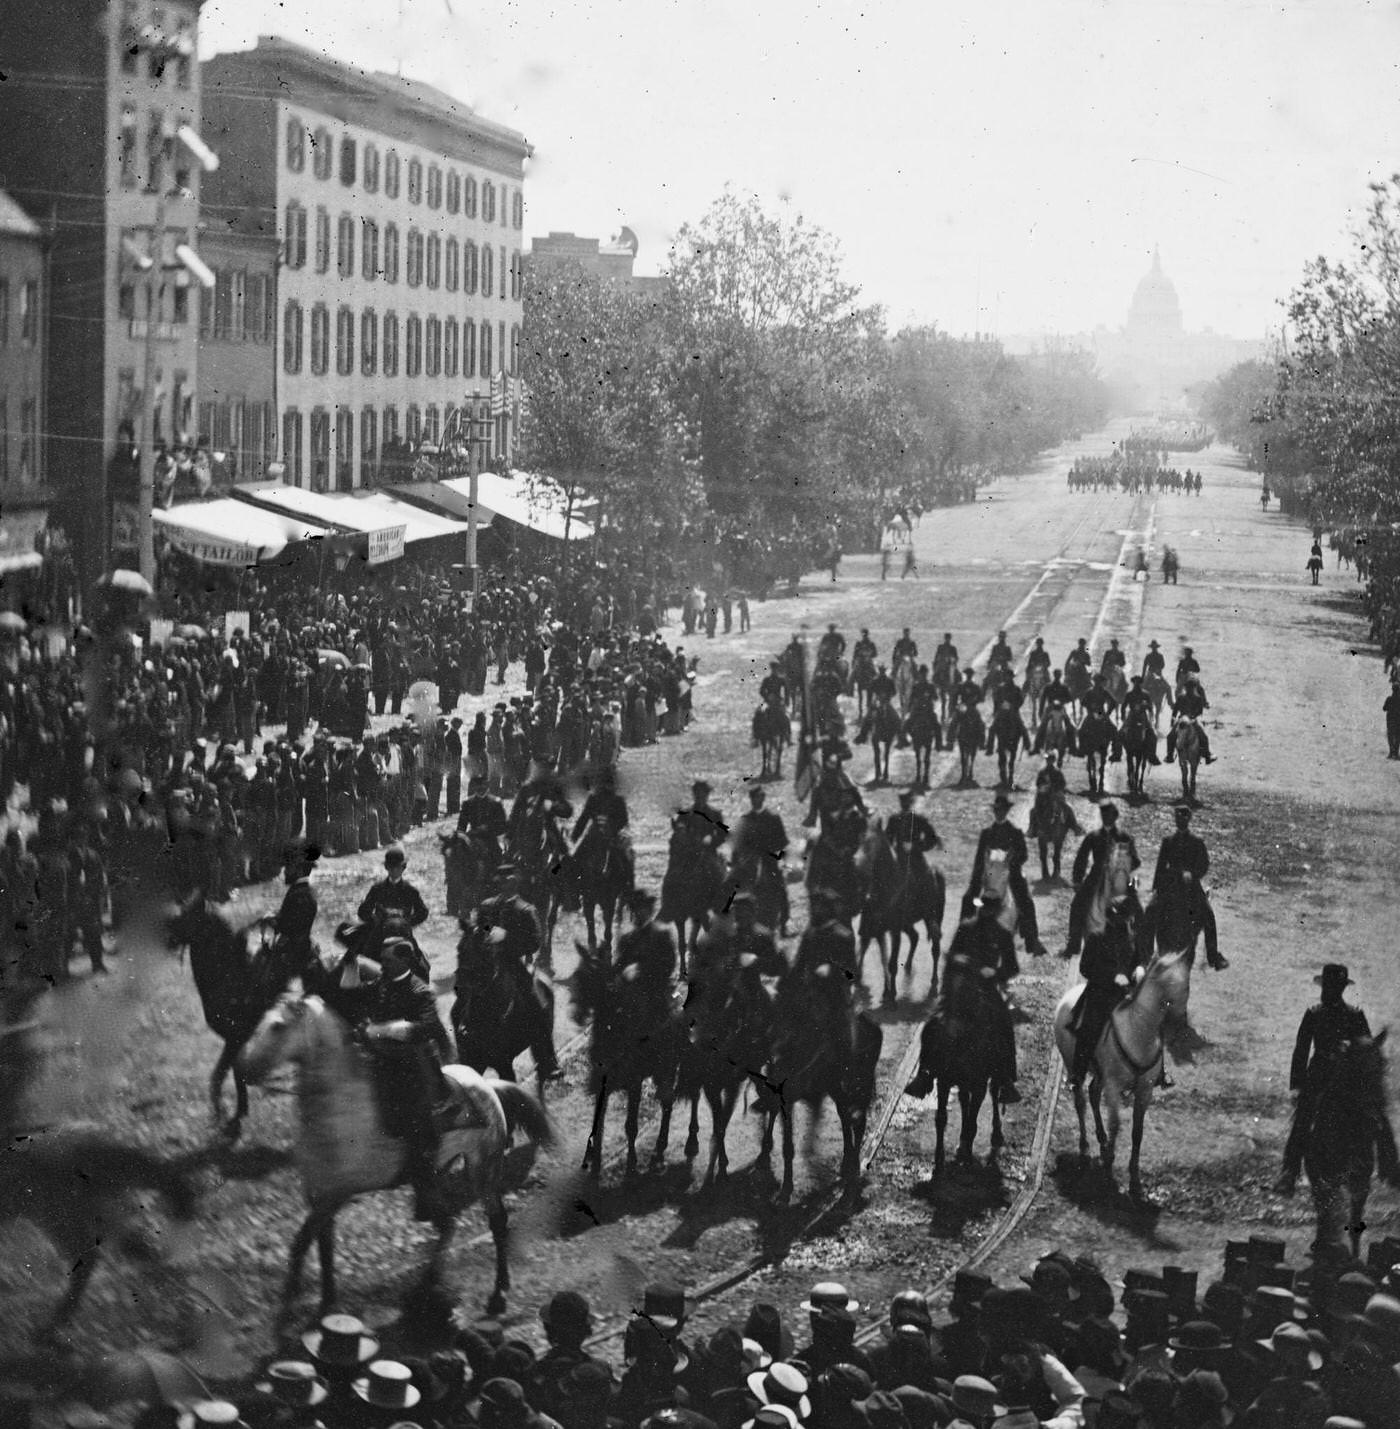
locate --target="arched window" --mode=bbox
[339,138,357,186]
[406,229,423,287]
[482,181,496,224]
[312,126,332,180]
[361,219,379,280]
[285,118,306,173]
[446,170,461,214]
[463,319,476,377]
[405,314,422,377]
[426,233,441,289]
[335,306,354,375]
[407,158,423,204]
[445,237,459,292]
[463,240,478,295]
[309,304,329,375]
[384,223,400,283]
[336,214,355,278]
[385,149,400,199]
[382,311,399,376]
[363,143,380,193]
[283,300,303,373]
[361,308,377,374]
[444,317,459,377]
[427,164,442,209]
[463,175,478,219]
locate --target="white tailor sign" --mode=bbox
[367,525,407,565]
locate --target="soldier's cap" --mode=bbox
[1174,803,1193,819]
[384,845,407,866]
[898,789,917,805]
[1100,802,1119,822]
[992,792,1012,811]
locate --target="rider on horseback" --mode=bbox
[732,786,791,936]
[886,789,942,859]
[614,890,678,1016]
[1174,647,1201,690]
[893,628,918,666]
[358,846,431,938]
[947,667,983,747]
[805,751,868,832]
[990,630,1014,669]
[1120,677,1162,765]
[676,779,729,851]
[1081,674,1122,762]
[474,862,560,1080]
[855,665,897,743]
[1100,639,1127,680]
[572,765,632,848]
[457,773,509,864]
[1165,675,1216,764]
[1026,638,1051,677]
[508,755,575,850]
[854,629,878,666]
[760,661,789,707]
[1029,752,1083,842]
[1030,676,1074,752]
[1063,803,1141,962]
[792,887,858,986]
[1065,639,1092,689]
[273,838,321,977]
[360,945,455,1220]
[1142,640,1165,681]
[1152,804,1226,970]
[963,792,1048,959]
[1065,897,1136,1086]
[934,633,959,673]
[818,624,846,664]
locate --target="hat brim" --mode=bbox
[302,1330,380,1365]
[747,1372,811,1421]
[255,1379,330,1408]
[800,1297,860,1314]
[352,1380,423,1410]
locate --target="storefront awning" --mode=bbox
[234,484,467,553]
[440,472,594,541]
[392,481,499,529]
[154,499,329,565]
[348,490,471,546]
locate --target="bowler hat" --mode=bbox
[992,792,1012,812]
[801,1282,860,1315]
[541,1290,592,1340]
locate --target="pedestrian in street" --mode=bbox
[1385,673,1400,759]
[881,546,892,581]
[901,546,919,580]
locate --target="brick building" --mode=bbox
[202,37,530,492]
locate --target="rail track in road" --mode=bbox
[445,489,1162,1335]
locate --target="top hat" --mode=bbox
[889,1290,932,1331]
[747,1364,812,1422]
[259,1362,329,1408]
[640,1281,687,1330]
[992,793,1012,812]
[950,1270,994,1310]
[303,1313,380,1368]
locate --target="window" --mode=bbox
[407,158,423,205]
[510,249,522,301]
[146,110,168,193]
[309,303,329,375]
[119,0,140,75]
[445,238,459,292]
[337,214,355,278]
[361,219,379,280]
[148,7,167,79]
[425,405,439,443]
[383,405,398,449]
[335,407,353,491]
[0,399,7,482]
[0,281,7,344]
[339,137,357,186]
[310,410,330,490]
[501,187,510,227]
[427,164,442,209]
[482,182,496,224]
[445,317,459,378]
[384,223,400,283]
[426,234,441,289]
[499,245,507,299]
[463,319,476,377]
[171,274,189,327]
[447,170,461,214]
[481,244,493,300]
[286,118,306,173]
[382,312,399,376]
[385,150,400,199]
[512,189,523,230]
[463,240,478,295]
[248,273,270,343]
[361,309,377,375]
[336,306,354,375]
[464,175,477,219]
[283,408,304,485]
[360,408,378,485]
[230,269,246,339]
[425,316,441,376]
[283,301,303,373]
[174,20,192,88]
[364,143,380,193]
[312,127,332,180]
[120,105,139,188]
[406,404,422,445]
[285,203,307,269]
[315,207,331,274]
[405,314,422,377]
[510,323,521,376]
[499,320,506,373]
[406,229,423,287]
[18,401,36,482]
[19,282,38,346]
[480,321,492,377]
[197,279,210,336]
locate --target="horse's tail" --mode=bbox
[490,1080,556,1151]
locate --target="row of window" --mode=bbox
[197,269,275,343]
[118,104,198,195]
[193,399,277,482]
[282,205,523,298]
[118,1,194,88]
[0,395,40,485]
[285,119,523,229]
[282,302,520,381]
[0,279,40,347]
[281,402,501,492]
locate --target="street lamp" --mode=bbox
[135,117,218,588]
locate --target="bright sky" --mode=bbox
[199,0,1400,341]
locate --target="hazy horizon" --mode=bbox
[198,0,1400,343]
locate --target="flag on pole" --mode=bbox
[490,372,506,415]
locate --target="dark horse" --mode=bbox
[858,826,945,1005]
[865,700,902,786]
[572,942,684,1177]
[571,821,635,952]
[906,704,941,789]
[661,821,726,976]
[757,967,882,1202]
[985,704,1030,791]
[912,952,1006,1171]
[0,1128,198,1334]
[804,810,871,929]
[451,924,558,1099]
[1077,712,1117,799]
[1287,1031,1400,1258]
[512,801,576,961]
[1120,705,1156,802]
[167,895,305,1137]
[753,698,792,781]
[1029,784,1078,882]
[953,707,984,788]
[440,829,495,920]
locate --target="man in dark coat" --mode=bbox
[475,862,559,1078]
[358,845,430,932]
[457,773,509,862]
[1066,898,1136,1084]
[1166,673,1216,764]
[1063,803,1140,962]
[730,786,790,934]
[1150,804,1225,969]
[1386,672,1400,759]
[962,793,1046,958]
[445,716,464,815]
[273,837,321,976]
[1275,963,1373,1195]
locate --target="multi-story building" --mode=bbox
[0,0,206,582]
[0,190,51,568]
[530,228,668,298]
[202,37,530,492]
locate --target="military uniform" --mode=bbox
[357,874,430,930]
[791,911,858,985]
[457,787,509,860]
[1068,908,1137,1081]
[1064,825,1141,960]
[273,876,319,976]
[615,915,678,1024]
[475,887,556,1075]
[1166,685,1215,762]
[964,818,1043,953]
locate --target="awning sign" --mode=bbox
[161,523,263,567]
[367,524,406,565]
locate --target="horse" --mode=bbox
[441,830,495,921]
[915,957,1005,1171]
[932,659,958,725]
[866,700,902,786]
[1142,670,1172,727]
[752,698,792,781]
[728,850,787,935]
[850,648,877,717]
[1052,946,1194,1201]
[1289,1032,1400,1258]
[906,704,941,789]
[512,802,575,959]
[1103,665,1128,707]
[757,969,882,1202]
[857,826,945,1004]
[571,942,684,1178]
[1064,662,1092,715]
[804,812,871,928]
[660,821,726,977]
[166,895,305,1137]
[1039,705,1076,764]
[1029,786,1076,882]
[1025,665,1050,722]
[985,705,1029,791]
[1077,712,1117,799]
[571,821,635,952]
[1173,718,1203,803]
[954,707,985,788]
[1120,706,1156,801]
[451,925,558,1099]
[893,656,917,727]
[0,1128,197,1335]
[238,995,554,1319]
[1137,870,1210,982]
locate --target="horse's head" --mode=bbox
[1333,1028,1390,1115]
[1137,946,1193,1018]
[238,992,316,1083]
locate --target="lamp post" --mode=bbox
[135,121,218,587]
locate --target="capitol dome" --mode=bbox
[1127,246,1183,335]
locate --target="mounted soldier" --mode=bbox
[804,748,868,832]
[1063,803,1141,962]
[962,792,1047,958]
[892,627,919,667]
[272,837,322,979]
[1149,803,1225,969]
[1166,674,1216,765]
[1064,894,1137,1086]
[731,785,791,937]
[817,624,846,665]
[614,889,678,1022]
[791,887,858,987]
[1119,675,1162,764]
[989,630,1014,670]
[571,764,632,849]
[456,772,509,865]
[1141,639,1165,682]
[358,845,430,939]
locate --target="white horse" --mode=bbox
[1052,947,1194,1201]
[238,995,554,1322]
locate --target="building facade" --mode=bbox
[0,0,206,582]
[530,228,668,297]
[0,192,49,528]
[202,37,529,492]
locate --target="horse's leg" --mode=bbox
[904,923,919,975]
[958,1084,983,1162]
[1088,1077,1111,1172]
[209,1042,235,1127]
[650,1083,675,1171]
[624,1084,641,1175]
[684,1079,701,1160]
[1348,1172,1371,1260]
[231,1061,249,1137]
[485,1193,511,1315]
[583,898,598,953]
[990,1081,1005,1151]
[779,1102,795,1202]
[583,1083,608,1177]
[1072,1080,1089,1163]
[883,931,897,1004]
[934,1080,949,1173]
[1128,1084,1151,1201]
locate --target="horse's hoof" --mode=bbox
[684,1137,700,1159]
[486,1289,507,1316]
[221,1118,244,1144]
[776,1184,793,1205]
[954,1147,973,1165]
